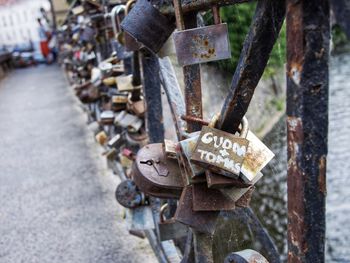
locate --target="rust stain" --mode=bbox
[318,155,327,195]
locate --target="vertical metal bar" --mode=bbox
[183,13,203,133]
[141,53,164,143]
[286,1,329,262]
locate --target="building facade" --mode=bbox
[0,0,50,48]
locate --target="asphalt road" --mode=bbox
[0,65,156,263]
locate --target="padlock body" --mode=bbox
[173,23,231,66]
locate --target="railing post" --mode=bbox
[286,1,330,262]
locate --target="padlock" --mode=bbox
[114,111,143,132]
[224,249,268,263]
[107,133,124,148]
[127,206,155,231]
[175,185,219,234]
[124,0,142,51]
[220,172,263,203]
[125,129,148,147]
[133,143,184,199]
[127,94,145,117]
[110,5,132,60]
[100,110,115,125]
[190,117,250,179]
[158,203,188,241]
[111,94,128,111]
[121,0,175,53]
[164,139,177,159]
[175,133,207,185]
[102,76,116,86]
[115,179,146,208]
[172,3,231,66]
[115,74,139,92]
[95,130,108,145]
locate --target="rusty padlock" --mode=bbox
[191,117,250,179]
[172,3,231,66]
[133,143,184,199]
[158,203,188,241]
[115,179,146,208]
[121,0,175,53]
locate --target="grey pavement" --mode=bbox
[0,65,157,263]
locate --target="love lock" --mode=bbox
[124,0,142,51]
[100,110,115,125]
[173,4,231,66]
[111,93,128,111]
[191,117,250,179]
[115,179,146,208]
[158,203,189,241]
[224,249,268,263]
[114,111,143,132]
[121,0,175,53]
[127,94,145,118]
[133,143,184,199]
[125,128,148,147]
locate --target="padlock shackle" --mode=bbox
[159,203,169,223]
[110,5,125,36]
[125,0,136,15]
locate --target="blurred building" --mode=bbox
[0,0,49,48]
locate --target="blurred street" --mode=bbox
[0,66,156,263]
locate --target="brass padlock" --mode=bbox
[191,117,250,179]
[133,143,184,199]
[95,130,108,145]
[172,3,231,66]
[120,0,175,53]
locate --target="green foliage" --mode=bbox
[332,25,348,49]
[204,3,286,77]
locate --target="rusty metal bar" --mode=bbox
[182,13,203,133]
[286,0,330,262]
[217,0,286,134]
[160,0,252,16]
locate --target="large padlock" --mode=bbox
[158,203,188,241]
[133,143,184,199]
[191,117,250,179]
[123,0,142,52]
[120,0,175,53]
[172,3,231,66]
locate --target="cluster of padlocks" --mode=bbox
[58,0,275,262]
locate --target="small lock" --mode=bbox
[127,94,145,117]
[190,117,250,179]
[121,0,175,53]
[100,110,115,125]
[224,249,268,263]
[172,3,231,66]
[115,74,137,92]
[95,130,108,145]
[158,203,188,241]
[115,179,145,208]
[111,94,128,111]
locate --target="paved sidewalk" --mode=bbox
[0,65,156,263]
